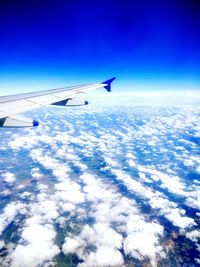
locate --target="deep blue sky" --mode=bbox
[0,0,200,93]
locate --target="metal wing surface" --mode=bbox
[0,78,115,127]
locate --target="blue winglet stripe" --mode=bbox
[102,77,116,92]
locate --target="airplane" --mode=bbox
[0,77,115,127]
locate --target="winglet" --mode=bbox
[102,77,116,92]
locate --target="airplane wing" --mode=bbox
[0,77,115,127]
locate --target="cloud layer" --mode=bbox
[0,98,199,266]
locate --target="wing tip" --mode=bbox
[102,77,116,92]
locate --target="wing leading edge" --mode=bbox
[0,77,115,127]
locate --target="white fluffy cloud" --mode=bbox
[186,230,200,243]
[0,202,26,235]
[11,223,59,267]
[123,214,164,265]
[81,223,123,250]
[79,246,124,267]
[55,181,85,205]
[2,172,16,184]
[62,236,84,255]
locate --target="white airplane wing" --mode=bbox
[0,78,115,127]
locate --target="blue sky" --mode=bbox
[0,0,200,94]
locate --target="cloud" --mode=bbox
[8,133,55,151]
[62,236,85,255]
[11,223,59,267]
[0,240,5,249]
[62,172,165,266]
[9,181,60,267]
[0,202,26,235]
[186,197,200,210]
[123,214,164,266]
[55,181,85,205]
[31,168,43,180]
[186,230,200,243]
[3,102,200,266]
[80,223,123,250]
[79,246,124,267]
[35,198,59,221]
[2,172,16,184]
[6,145,87,267]
[137,166,187,196]
[102,157,196,229]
